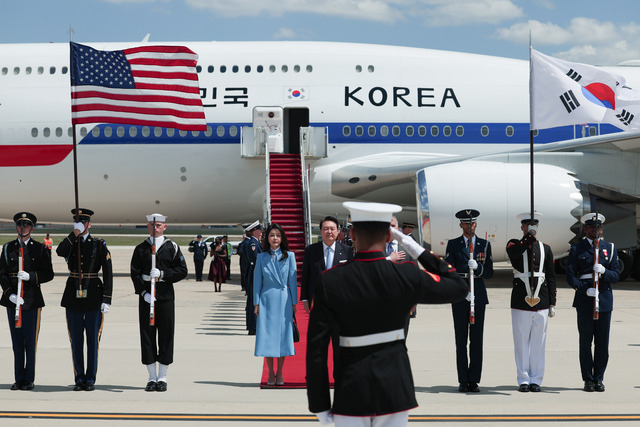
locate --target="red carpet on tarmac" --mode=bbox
[260,295,334,389]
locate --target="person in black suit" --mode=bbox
[0,212,54,391]
[566,213,619,392]
[306,202,467,426]
[188,234,207,282]
[445,209,493,393]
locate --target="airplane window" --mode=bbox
[142,126,150,137]
[104,127,112,137]
[506,125,514,137]
[589,126,597,136]
[26,67,32,75]
[306,65,313,72]
[431,126,439,137]
[208,66,214,73]
[43,128,51,137]
[294,65,300,73]
[31,128,38,137]
[154,127,163,137]
[443,126,451,136]
[356,65,362,73]
[229,126,238,137]
[1,67,7,75]
[92,127,100,137]
[282,65,288,73]
[456,126,463,137]
[381,126,389,137]
[55,127,63,137]
[204,126,213,137]
[532,129,539,137]
[80,127,88,137]
[406,126,414,137]
[167,128,175,137]
[117,126,125,137]
[179,130,188,137]
[245,66,251,73]
[62,66,68,74]
[368,126,376,137]
[129,127,137,137]
[14,67,20,75]
[232,65,239,73]
[68,127,73,137]
[418,126,426,137]
[50,67,56,74]
[269,65,276,73]
[196,66,202,73]
[355,126,364,137]
[220,65,227,73]
[38,66,44,74]
[481,126,489,137]
[368,65,375,73]
[392,126,400,137]
[257,65,264,73]
[217,126,225,137]
[192,130,200,137]
[343,125,351,136]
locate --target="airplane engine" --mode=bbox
[416,162,582,262]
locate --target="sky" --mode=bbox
[3,0,640,65]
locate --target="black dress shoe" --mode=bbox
[156,381,167,392]
[518,384,529,392]
[145,381,157,392]
[85,383,95,391]
[73,383,86,391]
[22,382,35,390]
[468,382,480,392]
[248,330,256,335]
[10,382,21,391]
[583,380,595,392]
[529,383,541,392]
[594,381,605,392]
[458,383,469,392]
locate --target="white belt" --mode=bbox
[142,274,164,282]
[514,271,545,280]
[339,329,405,348]
[579,274,595,280]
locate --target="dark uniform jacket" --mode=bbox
[244,236,262,267]
[506,232,556,310]
[131,238,187,301]
[0,239,54,310]
[301,241,353,304]
[188,240,208,261]
[566,238,619,312]
[56,232,113,311]
[306,249,467,416]
[445,235,493,305]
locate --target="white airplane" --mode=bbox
[2,41,640,277]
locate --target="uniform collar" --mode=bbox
[354,250,386,261]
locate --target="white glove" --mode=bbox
[465,292,473,302]
[150,268,161,279]
[593,263,605,275]
[315,410,334,425]
[549,305,556,318]
[390,227,424,259]
[101,303,110,314]
[17,270,30,281]
[468,259,478,270]
[143,292,156,304]
[9,294,24,305]
[73,222,85,233]
[586,287,597,297]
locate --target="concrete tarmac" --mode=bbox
[1,245,639,426]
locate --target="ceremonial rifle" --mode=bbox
[150,218,156,326]
[469,239,475,324]
[15,240,24,328]
[593,235,600,320]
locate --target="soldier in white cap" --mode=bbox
[566,213,619,392]
[506,212,556,393]
[306,202,467,427]
[130,213,187,392]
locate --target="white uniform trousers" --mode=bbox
[334,411,409,427]
[511,308,549,386]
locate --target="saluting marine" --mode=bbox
[0,212,54,391]
[56,208,113,391]
[445,209,493,393]
[566,213,619,392]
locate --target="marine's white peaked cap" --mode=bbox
[581,212,606,225]
[146,213,167,222]
[245,220,261,232]
[517,211,543,223]
[343,201,402,223]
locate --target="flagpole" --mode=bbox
[528,39,536,288]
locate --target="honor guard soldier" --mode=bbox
[244,221,263,335]
[506,212,556,393]
[0,212,54,390]
[56,208,113,391]
[188,234,208,282]
[566,213,619,392]
[445,209,493,393]
[131,213,187,392]
[307,202,467,427]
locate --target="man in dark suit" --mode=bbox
[301,216,353,314]
[0,212,54,391]
[188,234,207,282]
[244,221,262,335]
[445,209,493,393]
[306,202,467,426]
[566,213,619,392]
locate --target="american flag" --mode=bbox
[70,42,207,131]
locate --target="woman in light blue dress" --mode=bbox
[253,223,298,386]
